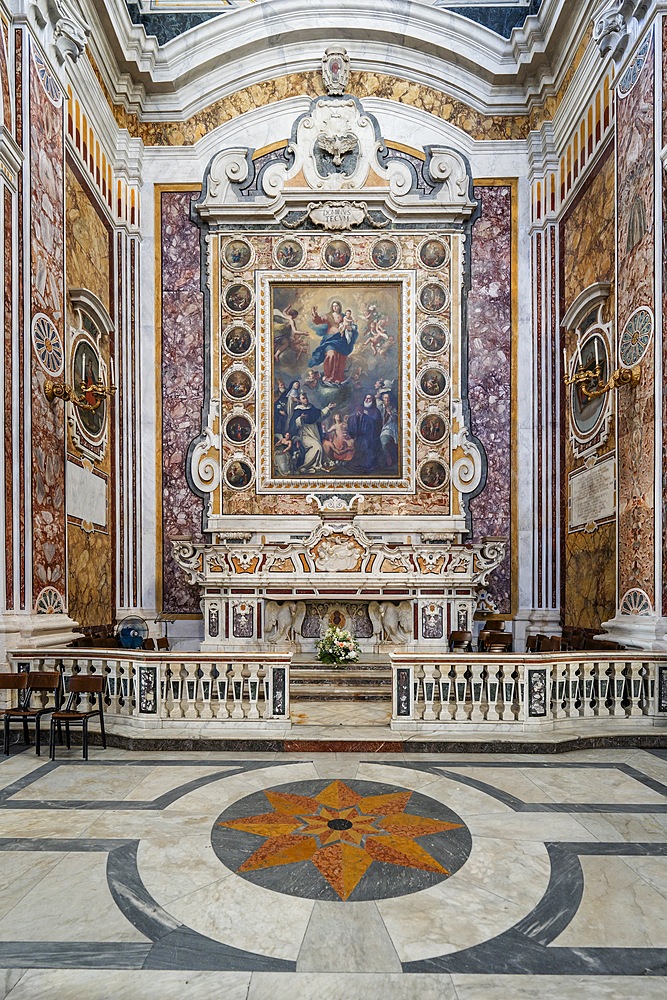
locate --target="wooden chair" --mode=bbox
[156,637,170,651]
[143,637,156,651]
[484,619,505,632]
[541,636,564,652]
[485,630,512,653]
[2,671,61,756]
[525,635,539,652]
[49,674,106,761]
[0,673,28,755]
[449,630,472,652]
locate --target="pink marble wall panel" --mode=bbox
[4,187,13,608]
[468,185,512,614]
[161,190,205,614]
[616,31,655,607]
[29,43,66,610]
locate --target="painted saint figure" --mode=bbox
[308,301,359,385]
[288,391,334,472]
[347,394,383,472]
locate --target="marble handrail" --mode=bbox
[5,650,292,725]
[390,651,667,730]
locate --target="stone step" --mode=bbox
[291,669,391,684]
[290,658,392,703]
[291,684,391,702]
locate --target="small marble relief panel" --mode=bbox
[617,31,655,605]
[161,190,206,614]
[468,186,512,614]
[30,44,66,611]
[561,149,617,626]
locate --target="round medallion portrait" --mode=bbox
[212,778,471,902]
[569,333,608,439]
[224,325,253,357]
[418,281,449,314]
[224,282,253,314]
[223,368,253,401]
[418,412,449,444]
[419,366,448,399]
[224,459,254,490]
[619,307,652,367]
[323,239,352,270]
[274,238,305,270]
[418,460,449,491]
[72,339,106,440]
[418,237,450,270]
[371,239,400,269]
[419,322,449,355]
[223,239,253,270]
[224,414,254,444]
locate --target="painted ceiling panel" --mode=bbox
[125,1,544,44]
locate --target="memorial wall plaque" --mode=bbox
[568,454,616,532]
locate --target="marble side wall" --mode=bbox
[29,42,66,612]
[663,16,667,618]
[468,185,513,615]
[560,146,616,629]
[161,190,205,615]
[616,32,655,609]
[65,160,114,627]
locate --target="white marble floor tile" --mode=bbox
[619,854,667,900]
[443,765,560,803]
[122,764,231,801]
[297,900,401,972]
[162,871,315,961]
[457,835,551,909]
[5,970,252,1000]
[0,971,24,1000]
[466,810,598,842]
[137,832,229,905]
[553,855,667,947]
[0,852,65,922]
[0,853,148,943]
[9,764,155,801]
[574,810,667,843]
[377,876,526,962]
[247,972,459,1000]
[518,765,666,805]
[451,974,667,999]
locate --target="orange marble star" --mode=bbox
[218,780,463,900]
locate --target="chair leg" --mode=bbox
[99,699,106,750]
[49,719,56,760]
[65,722,70,749]
[82,719,88,761]
[3,716,8,756]
[22,717,29,746]
[35,718,41,757]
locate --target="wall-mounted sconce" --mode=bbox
[44,358,116,411]
[563,337,641,400]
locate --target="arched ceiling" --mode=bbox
[80,0,599,121]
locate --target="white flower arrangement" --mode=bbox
[316,625,360,666]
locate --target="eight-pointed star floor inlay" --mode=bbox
[212,778,472,900]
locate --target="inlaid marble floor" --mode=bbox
[0,746,667,998]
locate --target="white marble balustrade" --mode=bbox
[5,650,292,728]
[390,652,667,732]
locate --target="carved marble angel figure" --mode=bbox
[264,601,305,643]
[369,601,413,644]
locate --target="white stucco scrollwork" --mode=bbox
[191,425,221,495]
[451,400,483,497]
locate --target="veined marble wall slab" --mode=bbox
[160,190,205,615]
[663,16,667,619]
[29,42,66,613]
[468,184,513,615]
[616,31,655,610]
[65,161,114,627]
[560,147,616,629]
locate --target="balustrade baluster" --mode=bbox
[583,662,596,718]
[500,664,515,721]
[168,665,184,719]
[567,662,582,718]
[470,660,485,723]
[452,661,468,721]
[597,662,612,717]
[553,664,567,719]
[438,664,452,721]
[182,662,199,720]
[230,662,246,719]
[199,663,214,720]
[610,661,628,717]
[628,660,644,716]
[422,662,438,721]
[486,664,501,722]
[246,662,261,720]
[214,663,230,719]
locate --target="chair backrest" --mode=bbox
[525,635,538,652]
[0,673,28,691]
[143,638,156,650]
[486,631,512,652]
[484,619,505,632]
[449,630,472,651]
[26,671,60,692]
[68,674,104,694]
[156,637,169,651]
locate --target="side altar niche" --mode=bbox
[172,48,507,652]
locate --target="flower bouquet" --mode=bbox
[316,625,360,666]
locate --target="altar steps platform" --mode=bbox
[289,657,392,703]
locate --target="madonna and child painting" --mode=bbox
[271,282,402,480]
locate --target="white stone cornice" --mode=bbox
[77,0,606,122]
[592,0,653,62]
[27,0,91,64]
[527,121,558,178]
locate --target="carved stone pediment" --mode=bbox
[306,522,369,573]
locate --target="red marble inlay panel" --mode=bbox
[616,32,655,606]
[29,46,66,609]
[468,185,512,614]
[161,190,205,614]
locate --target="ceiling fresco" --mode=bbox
[125,1,544,44]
